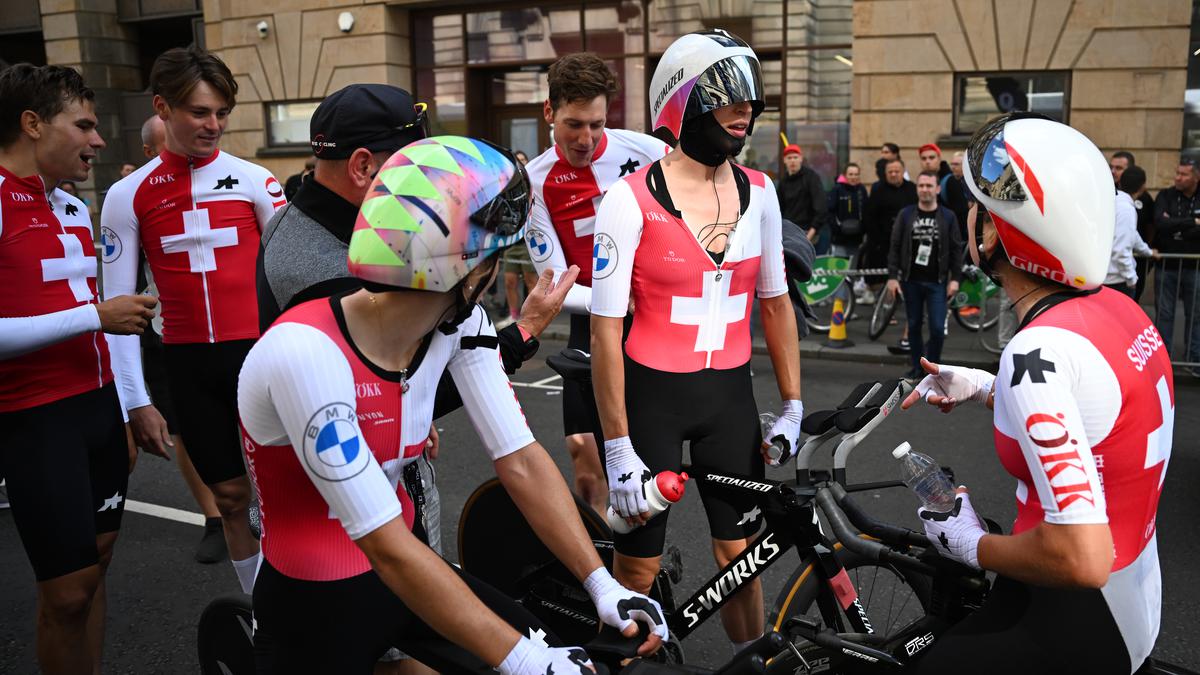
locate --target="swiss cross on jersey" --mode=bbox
[620,167,770,373]
[120,150,282,344]
[0,170,110,412]
[526,129,667,286]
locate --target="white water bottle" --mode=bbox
[606,470,689,534]
[892,442,956,513]
[759,412,787,462]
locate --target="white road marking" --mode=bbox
[510,380,564,391]
[125,499,206,526]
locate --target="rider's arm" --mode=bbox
[0,306,100,360]
[249,164,286,231]
[526,187,591,314]
[977,327,1115,588]
[99,178,152,411]
[758,179,801,401]
[588,180,643,440]
[356,518,524,667]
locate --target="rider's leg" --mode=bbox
[209,475,259,591]
[176,435,220,518]
[712,537,764,643]
[86,531,118,670]
[36,565,101,674]
[566,433,607,516]
[613,552,663,595]
[503,270,521,321]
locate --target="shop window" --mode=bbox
[466,7,582,64]
[1182,2,1200,162]
[954,72,1069,136]
[415,14,464,68]
[417,68,468,137]
[266,101,320,147]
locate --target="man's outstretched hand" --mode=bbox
[517,266,580,338]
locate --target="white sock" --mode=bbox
[232,553,260,594]
[732,635,762,655]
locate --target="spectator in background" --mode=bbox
[58,180,78,196]
[1110,151,1156,300]
[865,158,918,351]
[1106,165,1155,298]
[886,171,962,379]
[875,142,900,183]
[939,151,971,239]
[514,150,529,165]
[283,156,315,201]
[827,162,871,302]
[1110,150,1136,184]
[1154,159,1200,369]
[119,162,136,178]
[777,143,828,252]
[141,114,165,157]
[918,143,951,181]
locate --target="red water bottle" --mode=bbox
[606,471,689,534]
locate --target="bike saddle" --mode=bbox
[546,348,592,382]
[800,381,880,435]
[833,380,902,433]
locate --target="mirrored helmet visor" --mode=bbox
[686,55,766,120]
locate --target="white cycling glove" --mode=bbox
[914,361,994,411]
[497,636,593,675]
[918,490,986,570]
[764,400,804,466]
[605,436,651,519]
[583,567,669,641]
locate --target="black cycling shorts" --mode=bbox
[141,329,178,435]
[0,383,129,581]
[911,576,1133,674]
[615,358,763,558]
[163,339,255,485]
[562,313,600,437]
[253,557,562,674]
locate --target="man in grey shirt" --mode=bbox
[257,85,575,556]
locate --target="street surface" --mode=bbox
[1,341,1197,673]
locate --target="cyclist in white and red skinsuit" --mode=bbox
[902,113,1172,674]
[522,54,668,515]
[101,47,284,594]
[239,136,666,674]
[591,31,804,655]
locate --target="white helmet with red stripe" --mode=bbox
[649,29,765,143]
[962,112,1114,290]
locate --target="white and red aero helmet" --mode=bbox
[649,29,765,143]
[963,112,1114,290]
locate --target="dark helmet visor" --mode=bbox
[469,144,531,237]
[685,55,766,122]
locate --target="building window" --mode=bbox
[266,101,320,147]
[1182,2,1200,162]
[954,72,1070,136]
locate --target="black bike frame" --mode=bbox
[666,468,875,641]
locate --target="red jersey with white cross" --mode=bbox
[524,128,667,293]
[590,162,788,372]
[993,287,1172,667]
[238,301,533,582]
[0,167,111,412]
[101,149,284,345]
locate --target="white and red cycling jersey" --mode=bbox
[524,128,667,313]
[993,287,1173,670]
[101,148,284,408]
[238,300,533,582]
[0,167,111,412]
[590,162,787,373]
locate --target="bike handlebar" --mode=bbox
[814,486,935,575]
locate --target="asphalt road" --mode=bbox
[1,342,1197,673]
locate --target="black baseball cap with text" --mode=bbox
[309,84,427,160]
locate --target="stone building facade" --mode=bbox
[0,0,1194,208]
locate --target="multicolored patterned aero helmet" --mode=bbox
[348,136,531,291]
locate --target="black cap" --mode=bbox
[309,84,426,160]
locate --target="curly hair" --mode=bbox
[547,53,619,110]
[0,64,94,147]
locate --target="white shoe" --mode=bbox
[857,289,876,305]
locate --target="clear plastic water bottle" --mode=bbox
[892,442,956,513]
[606,471,689,534]
[759,412,787,462]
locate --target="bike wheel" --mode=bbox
[198,593,255,675]
[868,290,898,341]
[952,294,1000,332]
[804,284,853,334]
[767,544,932,673]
